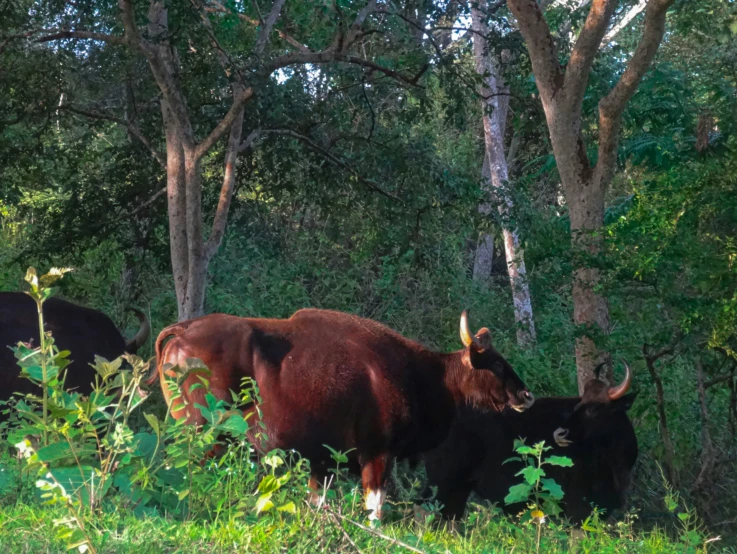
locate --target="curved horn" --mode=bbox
[608,359,632,400]
[593,362,607,380]
[125,307,151,353]
[460,310,477,348]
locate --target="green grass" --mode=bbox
[0,494,726,554]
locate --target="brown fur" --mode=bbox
[153,308,533,507]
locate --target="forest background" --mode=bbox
[1,0,737,551]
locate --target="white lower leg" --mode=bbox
[365,488,386,521]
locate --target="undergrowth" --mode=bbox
[0,269,730,553]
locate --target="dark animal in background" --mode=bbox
[0,292,150,411]
[422,362,637,523]
[152,308,534,520]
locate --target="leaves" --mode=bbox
[504,483,532,505]
[541,478,565,501]
[516,465,546,486]
[545,456,574,468]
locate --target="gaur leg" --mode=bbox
[361,454,393,521]
[438,483,473,521]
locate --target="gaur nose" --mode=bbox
[554,427,569,441]
[521,389,535,406]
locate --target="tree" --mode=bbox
[507,0,675,390]
[471,0,536,346]
[34,0,429,321]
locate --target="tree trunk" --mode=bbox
[473,232,495,281]
[141,2,251,322]
[161,101,191,320]
[506,0,674,390]
[471,2,536,347]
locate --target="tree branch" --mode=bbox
[128,186,167,217]
[705,371,737,390]
[604,0,649,43]
[264,50,427,86]
[60,105,165,168]
[205,105,245,260]
[343,0,378,48]
[35,29,127,45]
[194,87,253,160]
[593,0,674,188]
[563,0,617,110]
[253,0,287,57]
[328,509,424,554]
[118,0,145,48]
[643,342,678,486]
[506,0,563,105]
[204,0,310,53]
[691,359,716,494]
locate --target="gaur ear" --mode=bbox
[473,328,492,352]
[613,392,637,412]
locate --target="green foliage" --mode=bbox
[0,266,727,552]
[503,440,572,523]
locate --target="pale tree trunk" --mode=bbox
[127,0,256,321]
[42,0,425,322]
[507,0,675,391]
[471,1,536,347]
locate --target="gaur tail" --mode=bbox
[125,307,151,354]
[144,323,187,386]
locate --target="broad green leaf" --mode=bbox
[546,455,574,467]
[144,413,161,436]
[257,474,280,495]
[133,432,159,463]
[36,441,73,463]
[255,494,274,514]
[221,413,249,436]
[502,456,522,465]
[541,478,565,500]
[516,465,546,485]
[504,483,532,505]
[277,501,296,513]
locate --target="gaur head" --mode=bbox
[457,310,534,413]
[553,360,636,447]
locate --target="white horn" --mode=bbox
[608,359,632,400]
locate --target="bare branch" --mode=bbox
[691,360,717,493]
[128,186,167,217]
[705,372,737,390]
[254,0,287,57]
[328,509,424,554]
[194,87,253,160]
[36,29,127,45]
[60,105,165,168]
[205,0,310,53]
[642,342,678,486]
[563,0,617,110]
[188,0,241,78]
[593,0,674,188]
[344,0,378,47]
[330,511,365,554]
[265,50,427,86]
[237,129,263,152]
[205,104,245,260]
[506,0,563,105]
[118,0,145,48]
[604,0,649,43]
[1,31,38,54]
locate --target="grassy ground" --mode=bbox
[0,495,727,553]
